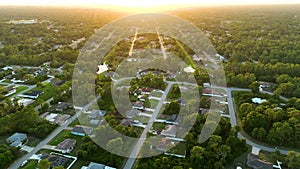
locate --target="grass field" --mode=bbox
[20,160,38,169]
[16,86,28,93]
[47,130,74,146]
[70,159,90,169]
[26,137,41,147]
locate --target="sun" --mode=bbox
[87,0,190,13]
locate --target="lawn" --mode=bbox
[132,115,150,124]
[26,137,41,147]
[167,141,186,156]
[70,159,90,169]
[28,82,57,107]
[150,91,163,98]
[20,160,38,169]
[152,122,165,131]
[69,119,80,127]
[47,130,87,157]
[149,99,159,109]
[16,86,28,93]
[3,79,11,83]
[48,130,74,146]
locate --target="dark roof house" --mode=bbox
[55,139,76,154]
[41,154,68,168]
[71,125,93,136]
[85,162,116,169]
[56,102,73,112]
[132,101,144,110]
[23,90,43,99]
[120,119,133,127]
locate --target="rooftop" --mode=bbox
[161,125,177,137]
[72,125,93,135]
[55,139,76,151]
[252,97,267,104]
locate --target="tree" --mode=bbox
[164,101,180,115]
[286,151,300,169]
[169,85,181,99]
[239,103,255,117]
[190,146,206,168]
[53,166,65,169]
[106,137,123,155]
[249,81,260,93]
[39,159,51,169]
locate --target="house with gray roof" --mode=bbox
[81,162,116,169]
[6,132,27,147]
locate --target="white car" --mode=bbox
[20,160,28,167]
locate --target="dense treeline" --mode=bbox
[234,91,300,148]
[0,100,56,138]
[0,144,20,168]
[175,6,300,92]
[0,7,122,66]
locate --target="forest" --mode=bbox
[0,5,299,169]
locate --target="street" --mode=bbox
[8,96,100,169]
[123,82,173,169]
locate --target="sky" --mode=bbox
[0,0,299,12]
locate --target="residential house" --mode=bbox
[166,114,177,124]
[41,154,68,168]
[1,66,13,71]
[45,113,70,125]
[55,139,76,154]
[120,119,133,127]
[137,94,147,102]
[22,90,43,99]
[71,125,93,136]
[252,98,267,105]
[161,125,177,138]
[81,162,116,169]
[247,153,273,169]
[90,119,101,126]
[152,138,168,152]
[126,109,141,119]
[6,132,27,147]
[203,83,210,88]
[4,86,16,97]
[88,109,106,119]
[51,78,65,86]
[132,101,144,110]
[56,102,73,112]
[141,87,154,95]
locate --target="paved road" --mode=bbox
[260,89,288,101]
[8,96,100,169]
[220,87,298,155]
[0,76,55,104]
[129,28,138,57]
[156,29,167,59]
[113,77,298,156]
[123,82,173,169]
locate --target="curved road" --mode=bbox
[218,86,298,155]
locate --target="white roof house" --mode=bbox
[252,97,267,104]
